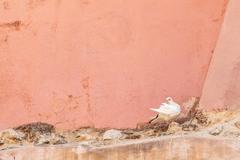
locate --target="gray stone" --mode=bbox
[209,126,224,136]
[103,129,123,140]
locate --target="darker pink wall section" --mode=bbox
[0,0,228,129]
[200,0,240,109]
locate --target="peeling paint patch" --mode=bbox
[0,34,8,46]
[2,1,10,10]
[0,21,25,31]
[79,0,90,5]
[81,77,93,125]
[81,77,91,110]
[27,0,46,9]
[82,77,90,90]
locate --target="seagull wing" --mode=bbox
[151,104,178,115]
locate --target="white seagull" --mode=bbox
[149,97,181,124]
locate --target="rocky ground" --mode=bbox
[1,98,240,150]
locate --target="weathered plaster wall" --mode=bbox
[0,0,228,129]
[200,0,240,109]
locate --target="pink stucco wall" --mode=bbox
[200,0,240,110]
[0,0,228,129]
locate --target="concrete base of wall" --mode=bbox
[0,136,240,160]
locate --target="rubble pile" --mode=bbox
[1,98,240,150]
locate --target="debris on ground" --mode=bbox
[103,129,123,140]
[234,121,240,129]
[167,122,182,134]
[13,122,55,143]
[0,129,24,145]
[1,97,240,150]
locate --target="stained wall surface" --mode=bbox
[200,0,240,109]
[0,0,228,129]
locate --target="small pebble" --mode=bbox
[103,129,123,140]
[209,126,223,136]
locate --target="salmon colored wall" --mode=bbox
[200,0,240,110]
[0,0,228,129]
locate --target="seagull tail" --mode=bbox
[150,108,161,113]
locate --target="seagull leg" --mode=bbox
[187,117,194,126]
[149,114,159,124]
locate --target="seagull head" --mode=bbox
[166,97,173,102]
